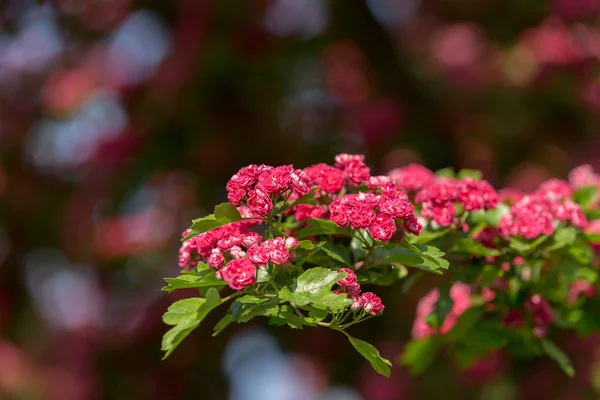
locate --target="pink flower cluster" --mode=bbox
[567,279,596,304]
[524,294,555,339]
[388,164,435,192]
[412,282,471,339]
[329,187,420,240]
[303,153,371,195]
[178,223,299,290]
[414,178,498,227]
[335,268,384,315]
[226,164,312,218]
[498,179,587,239]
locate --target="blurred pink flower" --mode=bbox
[412,282,472,339]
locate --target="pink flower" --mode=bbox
[227,189,246,206]
[388,164,435,191]
[351,295,365,310]
[258,165,293,194]
[334,153,365,168]
[217,235,242,251]
[337,268,357,286]
[284,237,299,249]
[456,178,498,211]
[242,232,263,248]
[347,205,377,229]
[502,310,525,329]
[304,163,345,193]
[361,292,385,315]
[498,188,524,205]
[411,282,471,339]
[289,169,312,196]
[369,215,397,241]
[229,245,246,260]
[569,164,599,189]
[247,245,269,266]
[294,204,327,222]
[366,176,392,189]
[269,244,290,265]
[538,179,572,202]
[247,186,273,217]
[402,214,423,236]
[380,197,414,219]
[344,159,371,186]
[207,248,225,269]
[525,294,555,327]
[221,259,257,290]
[568,279,596,304]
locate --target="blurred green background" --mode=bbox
[1,0,600,399]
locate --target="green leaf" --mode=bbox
[345,333,392,377]
[410,228,450,245]
[445,308,484,342]
[568,239,594,264]
[451,322,508,368]
[162,272,228,292]
[376,240,449,273]
[357,265,408,286]
[469,204,509,227]
[279,268,351,311]
[161,288,221,359]
[541,339,575,377]
[427,286,454,329]
[586,232,600,243]
[401,337,442,375]
[435,167,455,178]
[450,237,501,257]
[508,235,549,253]
[546,227,577,252]
[268,305,306,329]
[457,169,482,180]
[297,240,315,250]
[572,186,598,208]
[321,242,352,264]
[295,218,352,238]
[212,314,233,337]
[184,203,243,239]
[231,296,280,323]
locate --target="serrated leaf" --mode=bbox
[541,339,575,377]
[376,240,448,273]
[184,203,244,239]
[278,268,351,311]
[161,288,221,359]
[345,333,392,377]
[400,337,441,375]
[162,272,228,292]
[231,296,280,323]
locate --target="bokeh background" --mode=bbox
[2,0,600,399]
